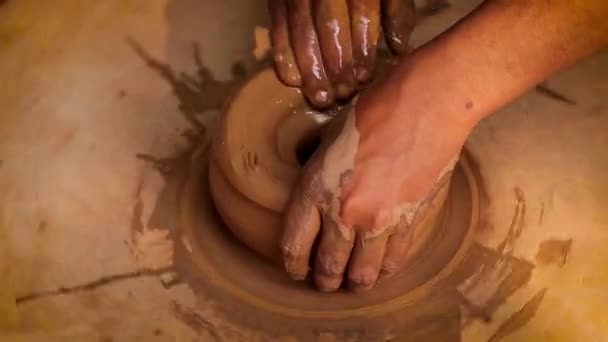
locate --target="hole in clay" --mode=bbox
[295,132,321,166]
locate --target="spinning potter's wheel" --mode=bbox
[178,68,482,338]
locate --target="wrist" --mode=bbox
[353,54,477,150]
[392,46,484,133]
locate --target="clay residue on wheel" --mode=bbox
[535,238,572,267]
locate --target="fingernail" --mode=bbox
[315,274,342,292]
[355,67,372,83]
[335,83,352,99]
[314,89,329,103]
[312,89,333,108]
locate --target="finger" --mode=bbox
[281,187,321,280]
[348,0,381,83]
[314,217,355,292]
[378,169,453,280]
[313,0,356,99]
[381,0,416,55]
[379,220,414,280]
[346,231,391,292]
[269,0,302,86]
[286,0,334,108]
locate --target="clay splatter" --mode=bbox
[172,302,221,341]
[459,189,535,328]
[487,288,547,342]
[535,83,576,106]
[127,37,243,119]
[128,36,246,179]
[128,37,247,339]
[535,238,572,267]
[538,202,544,226]
[496,188,526,258]
[130,179,145,239]
[16,267,173,304]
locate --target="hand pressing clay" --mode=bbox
[268,0,416,107]
[210,67,453,271]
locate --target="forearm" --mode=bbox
[345,0,607,205]
[365,0,608,132]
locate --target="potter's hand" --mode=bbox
[280,0,608,291]
[268,0,416,108]
[281,81,470,292]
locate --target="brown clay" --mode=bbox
[210,67,453,268]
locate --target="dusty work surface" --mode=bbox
[1,0,608,341]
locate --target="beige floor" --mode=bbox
[1,0,607,341]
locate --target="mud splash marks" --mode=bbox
[460,247,535,327]
[459,188,537,328]
[130,179,145,241]
[535,239,572,267]
[127,37,243,121]
[538,202,544,226]
[172,302,221,341]
[487,288,547,342]
[16,267,173,305]
[535,83,576,106]
[127,36,247,174]
[498,188,526,253]
[127,38,246,338]
[127,36,246,234]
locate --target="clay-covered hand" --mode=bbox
[281,82,470,292]
[268,0,416,108]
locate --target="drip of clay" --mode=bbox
[209,67,453,266]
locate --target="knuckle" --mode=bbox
[318,252,346,276]
[281,243,300,260]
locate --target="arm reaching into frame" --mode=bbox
[281,0,608,292]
